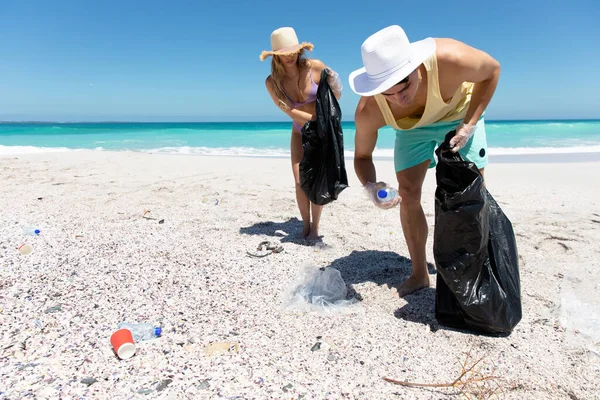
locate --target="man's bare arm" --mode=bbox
[441,40,501,125]
[354,97,380,186]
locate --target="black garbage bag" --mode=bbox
[299,69,348,205]
[433,131,522,335]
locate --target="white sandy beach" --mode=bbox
[1,151,599,399]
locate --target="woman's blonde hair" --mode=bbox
[270,49,311,110]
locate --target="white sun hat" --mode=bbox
[349,25,436,96]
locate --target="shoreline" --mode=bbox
[2,147,600,164]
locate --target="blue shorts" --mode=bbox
[394,117,488,172]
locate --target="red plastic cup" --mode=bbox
[110,329,136,359]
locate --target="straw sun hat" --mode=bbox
[259,27,314,61]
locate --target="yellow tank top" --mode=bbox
[374,53,474,131]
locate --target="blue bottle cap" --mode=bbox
[377,189,388,198]
[34,229,40,235]
[154,327,162,337]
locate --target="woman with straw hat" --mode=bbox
[260,27,342,240]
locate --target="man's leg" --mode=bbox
[396,159,431,297]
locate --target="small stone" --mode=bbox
[198,379,210,389]
[18,363,38,371]
[138,388,153,395]
[81,377,97,386]
[282,383,293,392]
[158,219,165,224]
[44,304,62,314]
[310,342,321,352]
[156,379,172,392]
[327,354,337,361]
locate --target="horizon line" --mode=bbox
[1,118,599,124]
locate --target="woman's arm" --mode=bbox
[311,59,342,100]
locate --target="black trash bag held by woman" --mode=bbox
[299,69,348,206]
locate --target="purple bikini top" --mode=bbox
[281,70,318,108]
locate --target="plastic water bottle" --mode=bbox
[23,227,41,236]
[377,187,398,203]
[117,323,162,342]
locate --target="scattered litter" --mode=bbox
[200,196,219,206]
[18,244,33,255]
[322,337,336,349]
[246,241,283,258]
[283,265,358,314]
[203,342,239,357]
[110,329,136,360]
[311,342,321,352]
[117,323,161,341]
[23,227,40,236]
[561,262,600,354]
[33,319,45,330]
[138,388,154,395]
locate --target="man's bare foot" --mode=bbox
[397,274,430,297]
[301,224,311,238]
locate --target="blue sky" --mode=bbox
[0,0,598,122]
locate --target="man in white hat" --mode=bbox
[349,25,501,297]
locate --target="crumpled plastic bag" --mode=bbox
[560,263,600,356]
[283,265,357,314]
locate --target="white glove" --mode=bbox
[449,122,476,152]
[364,182,401,210]
[326,69,343,95]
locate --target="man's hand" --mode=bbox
[449,122,476,152]
[365,182,401,209]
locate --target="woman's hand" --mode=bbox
[326,69,343,97]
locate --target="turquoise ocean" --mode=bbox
[1,120,599,158]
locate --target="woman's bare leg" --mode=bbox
[290,130,311,237]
